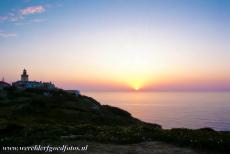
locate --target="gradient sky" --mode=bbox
[0,0,230,91]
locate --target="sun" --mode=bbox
[132,84,141,91]
[134,87,140,91]
[129,80,144,91]
[127,78,144,91]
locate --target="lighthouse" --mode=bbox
[21,69,29,82]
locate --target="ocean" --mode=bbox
[82,91,230,131]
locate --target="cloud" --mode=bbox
[0,4,51,24]
[0,16,8,22]
[45,3,63,9]
[0,5,45,23]
[8,11,24,22]
[15,18,47,26]
[0,31,17,38]
[0,4,49,37]
[30,18,46,23]
[21,5,45,16]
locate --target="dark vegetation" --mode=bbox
[0,88,230,153]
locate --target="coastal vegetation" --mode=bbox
[0,88,229,153]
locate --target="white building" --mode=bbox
[12,69,56,90]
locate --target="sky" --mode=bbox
[0,0,230,91]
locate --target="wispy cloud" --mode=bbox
[0,16,8,22]
[0,31,17,38]
[15,18,47,26]
[0,3,56,38]
[21,5,45,16]
[0,5,46,23]
[8,11,24,22]
[30,18,46,23]
[45,3,63,9]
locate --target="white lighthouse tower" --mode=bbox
[21,69,29,82]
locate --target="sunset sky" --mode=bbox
[0,0,230,91]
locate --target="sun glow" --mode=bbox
[131,82,142,91]
[125,76,148,91]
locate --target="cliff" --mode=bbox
[0,88,229,153]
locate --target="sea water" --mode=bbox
[83,91,230,131]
